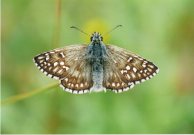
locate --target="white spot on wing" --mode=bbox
[142,64,146,68]
[156,68,159,73]
[63,66,69,70]
[131,72,136,78]
[57,69,63,74]
[53,76,59,79]
[73,91,78,94]
[46,56,50,61]
[121,82,125,86]
[135,81,140,84]
[69,89,73,93]
[43,71,48,75]
[38,56,44,59]
[149,75,153,78]
[133,67,137,72]
[65,78,68,82]
[118,89,123,93]
[83,89,89,93]
[121,70,127,74]
[127,57,133,62]
[60,61,65,65]
[129,83,134,88]
[123,87,129,91]
[48,74,52,78]
[148,65,154,68]
[141,79,145,82]
[54,62,58,67]
[126,65,131,70]
[143,61,148,64]
[39,60,44,63]
[126,74,131,80]
[53,67,59,72]
[60,52,65,58]
[79,90,84,94]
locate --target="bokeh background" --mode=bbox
[1,0,194,133]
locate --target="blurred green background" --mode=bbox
[1,0,194,134]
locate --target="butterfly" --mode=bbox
[33,27,159,94]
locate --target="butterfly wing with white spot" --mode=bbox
[103,44,159,93]
[33,45,93,94]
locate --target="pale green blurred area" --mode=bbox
[1,0,194,133]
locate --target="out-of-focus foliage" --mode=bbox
[1,0,194,133]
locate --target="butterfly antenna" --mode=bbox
[70,26,89,35]
[102,25,122,36]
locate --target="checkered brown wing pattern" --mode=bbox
[33,45,93,94]
[103,45,159,93]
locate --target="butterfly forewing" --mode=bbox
[103,45,159,93]
[33,45,93,94]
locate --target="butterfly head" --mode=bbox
[90,32,103,43]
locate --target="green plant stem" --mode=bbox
[52,0,62,48]
[1,83,58,106]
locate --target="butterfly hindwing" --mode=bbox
[60,60,93,94]
[33,45,93,94]
[103,44,159,93]
[103,59,130,93]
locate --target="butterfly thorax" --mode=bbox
[88,32,107,61]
